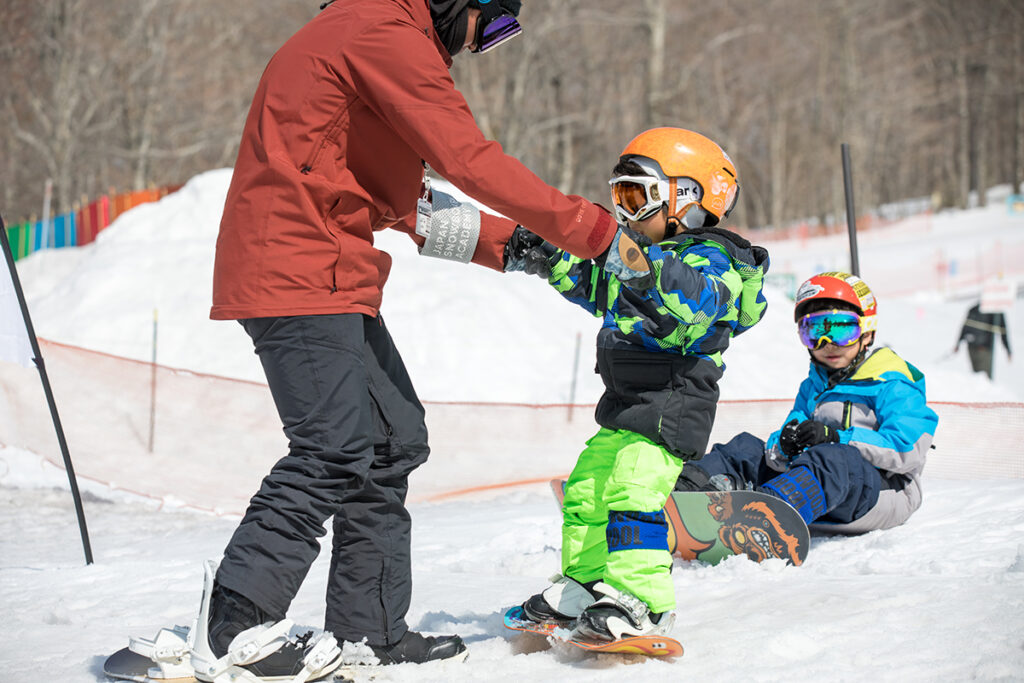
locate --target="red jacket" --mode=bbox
[211,0,614,320]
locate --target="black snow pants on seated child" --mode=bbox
[214,313,429,647]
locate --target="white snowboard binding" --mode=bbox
[127,624,193,679]
[188,560,343,683]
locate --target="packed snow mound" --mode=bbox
[13,169,1024,403]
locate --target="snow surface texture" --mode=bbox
[2,170,1023,681]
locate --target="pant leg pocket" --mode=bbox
[365,372,429,480]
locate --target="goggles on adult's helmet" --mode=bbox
[472,1,522,53]
[797,309,866,349]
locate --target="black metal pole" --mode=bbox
[841,143,861,277]
[0,215,93,564]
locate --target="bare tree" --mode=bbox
[1,0,1020,229]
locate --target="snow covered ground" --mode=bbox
[2,170,1023,681]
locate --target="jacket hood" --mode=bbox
[430,0,472,57]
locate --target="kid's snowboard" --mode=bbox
[503,605,683,657]
[501,610,679,655]
[551,479,810,566]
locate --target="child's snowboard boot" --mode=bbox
[575,582,675,642]
[521,574,599,623]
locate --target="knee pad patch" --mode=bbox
[606,510,669,553]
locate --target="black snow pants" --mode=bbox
[215,313,429,646]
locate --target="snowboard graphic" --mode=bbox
[551,479,810,566]
[503,605,683,657]
[103,647,195,683]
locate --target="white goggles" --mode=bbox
[609,170,703,224]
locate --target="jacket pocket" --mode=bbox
[299,102,353,175]
[658,376,720,460]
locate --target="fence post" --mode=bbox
[40,179,53,250]
[567,331,581,422]
[148,309,158,453]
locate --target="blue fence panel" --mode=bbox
[53,213,76,248]
[33,220,45,251]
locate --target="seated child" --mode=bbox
[506,127,769,640]
[677,272,938,534]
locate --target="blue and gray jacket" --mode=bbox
[766,347,939,531]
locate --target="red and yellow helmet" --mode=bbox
[610,127,740,227]
[794,272,878,332]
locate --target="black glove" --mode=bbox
[504,225,559,278]
[503,225,544,272]
[522,241,558,279]
[794,420,840,449]
[778,419,802,457]
[597,224,654,289]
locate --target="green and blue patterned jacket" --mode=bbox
[546,227,770,459]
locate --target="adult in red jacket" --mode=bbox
[201,0,631,678]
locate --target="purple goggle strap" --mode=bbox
[474,10,522,53]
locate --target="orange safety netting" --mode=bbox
[1,340,1021,516]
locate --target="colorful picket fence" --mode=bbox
[4,186,179,261]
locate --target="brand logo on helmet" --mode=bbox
[677,177,702,200]
[709,171,732,210]
[795,282,825,303]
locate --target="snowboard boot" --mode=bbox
[575,582,675,642]
[521,574,600,623]
[368,630,467,665]
[190,560,342,682]
[758,465,827,525]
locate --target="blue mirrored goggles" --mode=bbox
[797,310,864,349]
[473,10,522,53]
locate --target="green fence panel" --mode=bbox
[6,222,32,261]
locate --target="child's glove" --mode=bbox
[504,225,542,271]
[597,224,654,290]
[793,420,840,449]
[778,419,803,458]
[503,225,558,278]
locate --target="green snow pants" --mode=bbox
[561,428,683,613]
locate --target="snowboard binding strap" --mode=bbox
[128,625,193,679]
[201,620,342,683]
[202,619,292,679]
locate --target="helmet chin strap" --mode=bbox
[811,336,873,389]
[665,213,681,239]
[665,202,708,238]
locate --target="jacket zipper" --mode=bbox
[299,102,352,174]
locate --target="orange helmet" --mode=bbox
[794,272,878,332]
[609,127,740,227]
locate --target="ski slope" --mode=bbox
[1,169,1023,681]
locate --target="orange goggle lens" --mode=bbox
[610,176,663,221]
